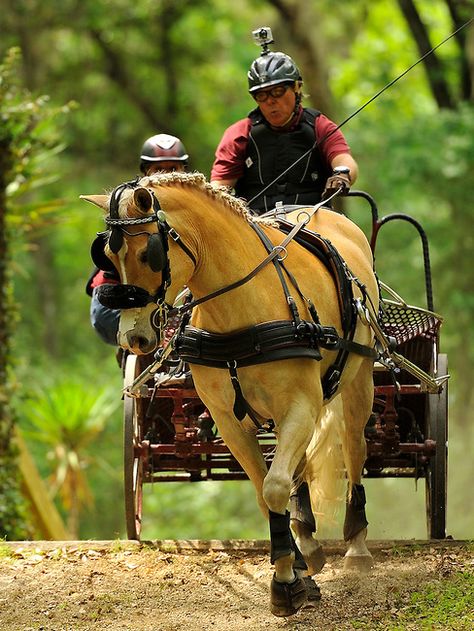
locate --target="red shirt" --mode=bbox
[211,109,351,182]
[90,269,118,289]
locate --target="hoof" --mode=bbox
[302,575,321,607]
[305,544,326,575]
[343,554,374,572]
[270,575,307,617]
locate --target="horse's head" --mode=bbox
[82,179,196,354]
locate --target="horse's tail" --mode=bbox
[304,395,346,527]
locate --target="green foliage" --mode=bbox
[20,379,119,537]
[0,455,30,540]
[140,481,268,540]
[0,45,73,540]
[1,48,75,230]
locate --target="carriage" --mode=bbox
[118,189,448,543]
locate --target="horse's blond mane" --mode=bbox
[139,171,276,225]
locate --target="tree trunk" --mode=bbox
[88,28,172,131]
[396,0,455,108]
[0,136,12,443]
[0,119,27,539]
[267,0,336,118]
[444,0,474,101]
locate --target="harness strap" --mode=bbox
[168,193,339,319]
[250,222,302,326]
[176,321,375,367]
[175,320,324,367]
[275,219,367,399]
[228,362,262,427]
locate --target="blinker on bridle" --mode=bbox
[92,178,196,312]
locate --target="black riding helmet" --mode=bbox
[139,134,189,174]
[248,51,302,93]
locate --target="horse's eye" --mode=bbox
[138,249,148,263]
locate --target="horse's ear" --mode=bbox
[80,194,110,212]
[133,187,154,214]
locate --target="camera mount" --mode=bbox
[252,26,274,55]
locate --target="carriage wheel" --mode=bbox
[425,353,448,539]
[123,354,144,541]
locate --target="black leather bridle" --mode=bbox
[93,179,196,313]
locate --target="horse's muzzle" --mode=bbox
[118,303,162,355]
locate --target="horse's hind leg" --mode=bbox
[340,360,374,571]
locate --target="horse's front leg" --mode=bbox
[264,396,320,616]
[290,479,326,575]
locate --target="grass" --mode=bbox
[404,571,474,629]
[0,541,14,559]
[389,542,426,557]
[352,567,474,630]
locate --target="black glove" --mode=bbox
[322,167,351,201]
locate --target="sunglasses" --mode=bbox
[253,85,291,103]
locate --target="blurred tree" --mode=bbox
[0,49,26,540]
[0,47,71,538]
[265,0,335,116]
[361,2,474,425]
[22,380,119,538]
[397,0,473,106]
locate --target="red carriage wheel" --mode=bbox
[425,353,448,539]
[123,354,144,540]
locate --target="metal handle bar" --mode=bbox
[345,190,434,312]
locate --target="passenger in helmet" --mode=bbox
[139,133,189,175]
[87,133,190,346]
[211,30,357,215]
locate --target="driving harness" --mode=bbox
[92,181,378,425]
[174,217,377,422]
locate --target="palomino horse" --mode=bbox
[83,172,379,616]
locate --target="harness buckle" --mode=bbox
[151,301,169,335]
[227,360,238,379]
[168,227,181,241]
[322,367,341,399]
[355,298,370,325]
[322,327,340,349]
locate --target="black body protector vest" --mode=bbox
[235,107,331,215]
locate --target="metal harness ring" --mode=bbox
[296,210,311,224]
[274,245,288,261]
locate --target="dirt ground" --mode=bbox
[0,539,471,631]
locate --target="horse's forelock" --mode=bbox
[118,188,143,219]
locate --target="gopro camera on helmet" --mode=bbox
[252,26,274,54]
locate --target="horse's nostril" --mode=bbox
[125,333,157,355]
[126,333,148,354]
[138,337,154,353]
